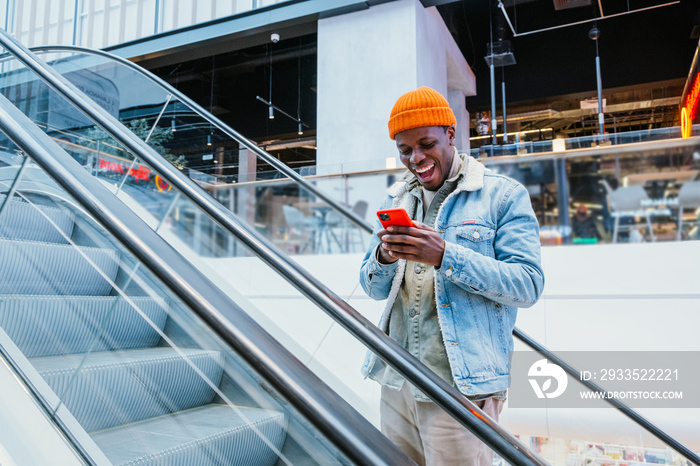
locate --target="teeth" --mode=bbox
[416,164,434,174]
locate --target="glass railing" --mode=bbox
[468,125,696,158]
[213,132,700,256]
[11,45,696,256]
[260,132,700,250]
[0,30,549,465]
[6,44,370,257]
[479,135,700,246]
[0,153,364,464]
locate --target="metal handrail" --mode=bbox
[0,29,546,465]
[0,81,414,466]
[27,44,374,233]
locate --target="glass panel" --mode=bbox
[222,175,374,256]
[468,126,698,158]
[0,148,354,465]
[479,143,700,245]
[530,437,686,466]
[503,346,698,466]
[0,49,393,453]
[291,132,700,249]
[7,48,371,256]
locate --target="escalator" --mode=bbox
[0,30,696,465]
[0,84,411,465]
[0,126,371,465]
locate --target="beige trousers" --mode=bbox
[380,383,504,466]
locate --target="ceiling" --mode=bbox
[434,0,700,139]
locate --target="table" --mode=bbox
[293,201,345,253]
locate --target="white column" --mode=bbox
[237,146,256,183]
[317,0,475,176]
[236,146,257,232]
[448,90,470,152]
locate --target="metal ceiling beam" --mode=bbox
[419,0,462,6]
[498,1,680,38]
[480,96,681,126]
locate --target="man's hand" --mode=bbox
[376,222,445,267]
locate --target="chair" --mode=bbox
[282,205,321,253]
[676,181,700,241]
[600,179,654,243]
[313,205,344,253]
[320,200,370,253]
[349,200,369,252]
[352,199,368,219]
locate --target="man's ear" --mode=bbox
[446,125,456,143]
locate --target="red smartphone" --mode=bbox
[377,208,414,229]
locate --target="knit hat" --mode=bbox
[388,87,457,140]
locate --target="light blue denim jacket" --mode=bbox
[360,153,544,396]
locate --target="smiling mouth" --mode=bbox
[415,163,434,174]
[414,163,435,181]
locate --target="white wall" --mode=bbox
[2,0,289,49]
[204,240,700,448]
[448,90,470,152]
[0,359,85,466]
[502,241,700,449]
[419,6,473,152]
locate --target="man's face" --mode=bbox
[396,125,455,191]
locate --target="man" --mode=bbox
[359,87,544,466]
[571,203,602,241]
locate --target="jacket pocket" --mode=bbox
[454,225,496,257]
[456,225,495,242]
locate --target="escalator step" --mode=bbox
[32,347,223,432]
[0,194,75,243]
[0,296,167,357]
[91,404,287,466]
[0,238,118,295]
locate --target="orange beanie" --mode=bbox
[388,87,457,140]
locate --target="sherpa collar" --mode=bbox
[387,148,485,198]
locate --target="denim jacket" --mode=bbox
[360,153,544,396]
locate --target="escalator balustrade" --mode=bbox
[0,187,287,465]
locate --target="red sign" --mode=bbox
[681,72,700,138]
[154,175,172,192]
[98,158,151,182]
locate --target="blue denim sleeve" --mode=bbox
[359,198,400,300]
[438,182,544,308]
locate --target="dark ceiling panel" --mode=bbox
[436,0,698,109]
[420,0,462,6]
